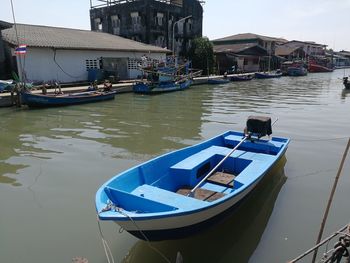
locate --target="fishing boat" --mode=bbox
[254,71,282,79]
[308,58,334,73]
[133,58,194,94]
[133,79,192,94]
[21,90,116,107]
[230,75,254,81]
[207,78,230,85]
[287,66,308,76]
[96,116,289,241]
[343,77,350,89]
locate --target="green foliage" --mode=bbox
[188,37,215,75]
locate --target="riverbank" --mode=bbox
[0,73,254,107]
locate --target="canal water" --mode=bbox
[1,69,350,263]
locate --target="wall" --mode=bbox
[16,48,166,83]
[90,0,203,55]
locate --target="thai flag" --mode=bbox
[15,45,27,55]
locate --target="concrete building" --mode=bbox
[89,0,203,56]
[1,23,169,83]
[212,33,287,73]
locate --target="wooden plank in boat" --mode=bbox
[207,171,235,188]
[176,188,225,202]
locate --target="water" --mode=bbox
[1,70,350,263]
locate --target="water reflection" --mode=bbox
[341,88,350,100]
[122,156,287,263]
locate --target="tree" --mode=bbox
[187,37,215,76]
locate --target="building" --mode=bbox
[89,0,203,56]
[0,20,12,79]
[212,33,287,73]
[278,40,327,58]
[1,23,170,83]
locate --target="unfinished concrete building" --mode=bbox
[89,0,204,56]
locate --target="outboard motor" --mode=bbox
[246,116,272,139]
[343,77,348,85]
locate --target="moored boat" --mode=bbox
[308,63,333,73]
[96,117,290,241]
[287,66,308,76]
[21,90,116,107]
[207,78,230,84]
[255,71,282,79]
[133,79,192,94]
[230,75,254,81]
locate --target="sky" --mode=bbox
[1,0,349,51]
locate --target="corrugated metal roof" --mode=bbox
[213,43,267,56]
[275,45,302,56]
[2,23,170,53]
[212,33,287,43]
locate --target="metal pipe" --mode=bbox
[188,136,248,197]
[172,15,192,55]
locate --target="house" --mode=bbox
[1,23,170,84]
[280,40,327,57]
[89,0,204,56]
[212,33,287,73]
[275,45,306,60]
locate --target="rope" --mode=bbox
[115,208,171,263]
[96,215,115,263]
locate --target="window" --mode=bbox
[111,15,121,35]
[156,12,164,26]
[128,58,141,70]
[86,59,100,70]
[94,18,102,31]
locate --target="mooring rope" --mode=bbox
[114,208,172,263]
[97,203,172,263]
[96,215,115,263]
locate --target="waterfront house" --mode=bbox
[1,23,170,84]
[212,33,287,74]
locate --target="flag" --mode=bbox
[15,45,27,55]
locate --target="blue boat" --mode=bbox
[207,78,230,85]
[96,117,289,241]
[255,71,282,79]
[133,79,192,94]
[21,90,116,107]
[230,75,254,82]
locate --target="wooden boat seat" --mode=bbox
[207,171,235,188]
[176,188,225,202]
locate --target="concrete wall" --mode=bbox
[15,48,166,83]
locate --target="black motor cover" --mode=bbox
[246,116,272,137]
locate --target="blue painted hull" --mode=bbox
[207,78,230,84]
[21,90,116,107]
[255,72,282,79]
[133,79,192,94]
[96,130,289,241]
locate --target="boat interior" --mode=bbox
[102,132,288,214]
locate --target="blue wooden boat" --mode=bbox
[21,90,116,107]
[230,75,254,82]
[96,117,289,241]
[207,78,230,85]
[133,79,192,94]
[255,71,282,79]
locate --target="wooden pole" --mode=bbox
[311,138,350,263]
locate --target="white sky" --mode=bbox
[1,0,349,51]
